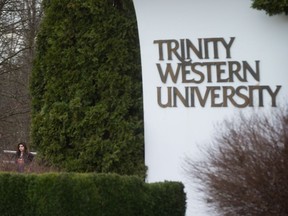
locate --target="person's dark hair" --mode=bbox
[16,142,28,157]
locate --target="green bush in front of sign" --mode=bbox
[0,173,29,216]
[148,182,187,216]
[26,173,102,216]
[0,173,186,216]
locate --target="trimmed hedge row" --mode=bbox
[0,173,186,216]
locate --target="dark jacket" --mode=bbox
[15,152,34,172]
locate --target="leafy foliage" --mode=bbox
[30,0,145,177]
[251,0,288,16]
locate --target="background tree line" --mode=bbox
[0,0,42,153]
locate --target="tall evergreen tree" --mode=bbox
[30,0,145,177]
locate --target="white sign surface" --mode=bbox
[133,0,288,215]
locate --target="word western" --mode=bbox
[157,60,260,84]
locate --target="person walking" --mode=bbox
[15,142,34,173]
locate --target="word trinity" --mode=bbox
[154,37,235,61]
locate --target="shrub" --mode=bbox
[185,106,288,216]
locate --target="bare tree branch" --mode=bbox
[185,106,288,216]
[0,47,30,66]
[0,0,43,150]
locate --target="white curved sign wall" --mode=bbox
[132,0,288,215]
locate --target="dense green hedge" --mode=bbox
[30,0,145,176]
[148,182,187,216]
[0,173,186,216]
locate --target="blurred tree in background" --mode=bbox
[0,0,43,152]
